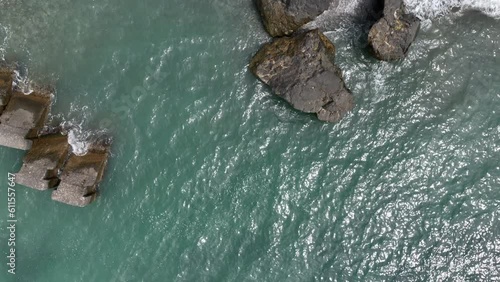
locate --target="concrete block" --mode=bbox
[0,89,52,150]
[52,145,109,207]
[15,133,70,190]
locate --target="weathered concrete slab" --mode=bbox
[0,89,52,150]
[0,67,14,114]
[52,145,109,207]
[15,133,70,190]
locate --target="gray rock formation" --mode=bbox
[256,0,332,37]
[0,88,52,150]
[250,29,354,123]
[368,0,420,61]
[15,133,70,190]
[52,145,110,207]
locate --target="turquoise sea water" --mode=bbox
[0,1,500,281]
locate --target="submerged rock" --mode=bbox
[0,88,52,150]
[368,0,420,61]
[51,144,110,207]
[250,29,354,123]
[16,133,70,190]
[256,0,332,37]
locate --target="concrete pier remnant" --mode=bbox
[0,88,52,150]
[15,133,70,190]
[0,67,14,115]
[52,144,110,207]
[0,61,112,208]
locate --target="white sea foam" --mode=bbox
[68,129,90,156]
[328,0,500,19]
[332,0,365,14]
[12,70,34,94]
[404,0,500,19]
[63,121,111,156]
[62,122,92,156]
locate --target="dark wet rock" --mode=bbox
[0,67,14,115]
[250,29,354,123]
[0,88,52,150]
[256,0,332,37]
[51,144,110,207]
[15,133,70,190]
[368,0,420,61]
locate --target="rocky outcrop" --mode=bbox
[52,144,110,207]
[0,88,52,150]
[368,0,420,61]
[250,29,354,123]
[256,0,332,37]
[15,133,70,190]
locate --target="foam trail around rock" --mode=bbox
[404,0,500,19]
[320,0,500,19]
[62,122,92,156]
[12,70,34,94]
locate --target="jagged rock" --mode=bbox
[51,145,110,207]
[368,0,420,61]
[0,88,52,150]
[256,0,332,37]
[249,29,354,123]
[0,67,14,114]
[15,133,70,190]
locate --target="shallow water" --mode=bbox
[0,1,499,281]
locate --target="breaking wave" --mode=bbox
[61,121,92,156]
[61,121,112,156]
[12,70,34,94]
[404,0,500,19]
[330,0,500,19]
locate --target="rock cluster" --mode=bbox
[368,0,420,61]
[251,0,420,122]
[0,63,110,207]
[252,0,355,123]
